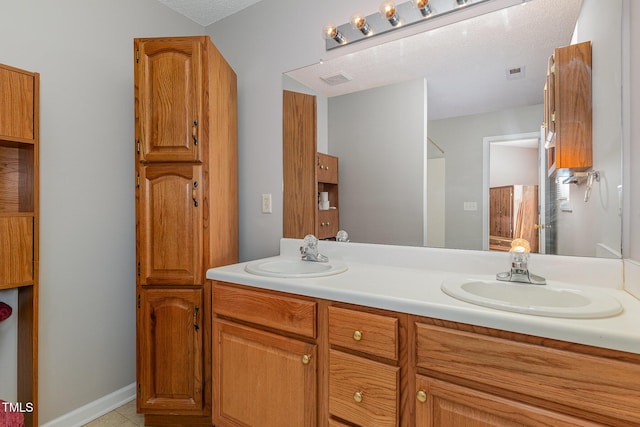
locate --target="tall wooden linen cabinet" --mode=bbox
[134,36,238,425]
[0,64,39,427]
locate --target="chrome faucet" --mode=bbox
[496,251,546,285]
[300,234,329,262]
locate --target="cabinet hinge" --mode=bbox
[136,50,140,63]
[137,383,141,397]
[136,174,140,188]
[137,293,141,308]
[137,262,141,277]
[136,139,140,154]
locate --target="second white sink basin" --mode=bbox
[441,277,623,318]
[245,257,348,278]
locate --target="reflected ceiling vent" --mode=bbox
[506,65,526,80]
[320,72,352,86]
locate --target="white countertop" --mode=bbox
[206,239,640,355]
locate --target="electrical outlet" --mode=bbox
[261,193,272,214]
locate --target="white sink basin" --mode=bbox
[245,258,348,278]
[441,277,623,318]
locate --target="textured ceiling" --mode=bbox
[155,0,264,26]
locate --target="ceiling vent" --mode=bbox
[320,72,352,86]
[506,65,526,80]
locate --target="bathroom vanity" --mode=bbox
[207,239,640,427]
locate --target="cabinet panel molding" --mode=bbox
[138,288,204,412]
[136,37,202,163]
[138,163,203,285]
[213,319,317,427]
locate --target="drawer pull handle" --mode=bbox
[353,391,363,403]
[416,390,427,403]
[353,330,362,341]
[301,354,311,365]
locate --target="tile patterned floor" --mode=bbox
[82,400,144,427]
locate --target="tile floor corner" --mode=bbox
[82,400,144,427]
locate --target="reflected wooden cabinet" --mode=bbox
[283,90,340,240]
[134,35,237,425]
[489,185,538,252]
[0,63,39,427]
[544,41,592,175]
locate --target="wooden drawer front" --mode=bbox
[213,282,316,339]
[317,153,338,184]
[416,323,640,425]
[317,209,338,240]
[329,350,398,427]
[328,306,398,360]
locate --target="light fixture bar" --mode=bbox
[325,0,492,50]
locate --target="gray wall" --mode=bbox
[428,105,543,250]
[328,79,426,246]
[0,0,203,423]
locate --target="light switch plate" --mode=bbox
[463,202,478,211]
[262,193,272,214]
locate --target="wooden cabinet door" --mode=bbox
[138,164,202,285]
[213,319,317,427]
[415,376,601,427]
[136,38,202,162]
[489,186,512,239]
[0,65,36,141]
[138,288,204,413]
[0,217,33,287]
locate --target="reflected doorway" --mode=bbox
[482,132,542,253]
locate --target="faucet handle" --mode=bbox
[303,234,319,248]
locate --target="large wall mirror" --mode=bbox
[283,0,623,258]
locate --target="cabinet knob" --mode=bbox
[353,391,363,403]
[353,330,362,341]
[416,390,427,403]
[301,354,311,365]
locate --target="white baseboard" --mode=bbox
[40,382,135,427]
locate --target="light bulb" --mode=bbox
[323,25,346,44]
[379,1,400,26]
[413,0,432,16]
[350,14,372,36]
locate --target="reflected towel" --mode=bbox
[0,400,25,427]
[0,302,12,322]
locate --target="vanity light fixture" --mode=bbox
[324,0,498,50]
[380,1,401,26]
[413,0,433,17]
[324,25,346,44]
[351,14,373,35]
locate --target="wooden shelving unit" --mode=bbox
[0,63,39,427]
[283,90,340,240]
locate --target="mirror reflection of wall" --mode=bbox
[283,0,623,258]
